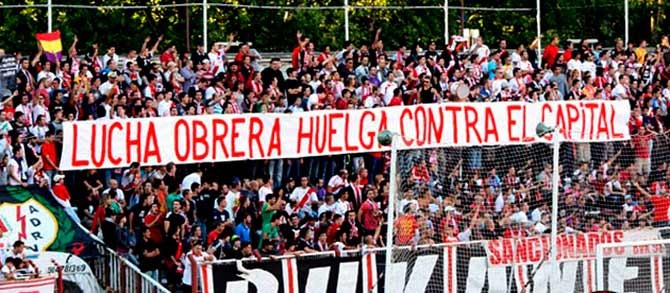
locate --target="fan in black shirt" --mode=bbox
[136,228,161,272]
[164,200,187,238]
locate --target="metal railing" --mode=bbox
[91,248,170,293]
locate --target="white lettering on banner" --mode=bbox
[305,267,330,293]
[234,260,279,292]
[336,262,358,293]
[404,255,439,292]
[465,257,487,293]
[60,101,631,170]
[387,255,439,293]
[484,230,659,267]
[203,230,665,293]
[606,258,638,292]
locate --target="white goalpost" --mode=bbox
[375,115,663,293]
[380,123,564,293]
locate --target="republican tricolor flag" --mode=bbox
[35,30,63,63]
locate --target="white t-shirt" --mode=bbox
[225,191,240,216]
[7,158,21,186]
[290,186,318,214]
[31,104,50,124]
[494,194,506,213]
[258,185,273,203]
[510,211,528,224]
[567,59,582,72]
[612,84,628,100]
[581,61,596,78]
[181,172,201,191]
[103,188,125,202]
[318,203,336,217]
[380,81,397,105]
[181,251,210,286]
[333,200,351,216]
[157,100,172,117]
[516,60,533,73]
[327,175,347,194]
[472,45,490,61]
[307,93,320,110]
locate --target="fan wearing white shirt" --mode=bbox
[225,181,242,216]
[581,54,597,78]
[566,52,583,73]
[333,190,352,216]
[290,177,318,216]
[318,194,337,217]
[470,37,490,63]
[156,94,173,117]
[258,176,274,203]
[181,170,202,192]
[102,179,125,207]
[181,240,214,291]
[379,72,397,105]
[327,169,349,194]
[612,74,630,100]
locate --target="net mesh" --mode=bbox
[385,131,670,292]
[596,236,670,293]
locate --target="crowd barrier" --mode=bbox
[91,248,170,293]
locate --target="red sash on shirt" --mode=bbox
[293,188,316,213]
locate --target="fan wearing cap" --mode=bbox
[51,173,80,223]
[99,71,120,97]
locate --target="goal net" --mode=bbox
[383,133,670,292]
[596,239,670,293]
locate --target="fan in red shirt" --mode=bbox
[41,130,58,175]
[633,126,654,175]
[542,36,560,68]
[206,221,227,246]
[291,31,310,73]
[411,160,430,184]
[52,174,71,203]
[394,204,418,245]
[633,181,670,226]
[387,88,403,106]
[159,45,177,67]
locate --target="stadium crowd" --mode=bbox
[2,29,670,290]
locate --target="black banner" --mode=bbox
[204,245,668,293]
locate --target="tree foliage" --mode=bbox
[0,0,666,55]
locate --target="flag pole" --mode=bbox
[47,0,52,32]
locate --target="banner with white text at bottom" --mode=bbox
[200,229,663,293]
[59,101,631,170]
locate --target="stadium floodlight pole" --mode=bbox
[378,130,398,293]
[536,0,541,68]
[444,0,449,44]
[536,123,560,278]
[47,0,52,32]
[344,0,350,41]
[624,0,629,46]
[203,0,208,50]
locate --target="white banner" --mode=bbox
[0,276,56,293]
[483,230,661,267]
[60,101,631,170]
[30,251,104,293]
